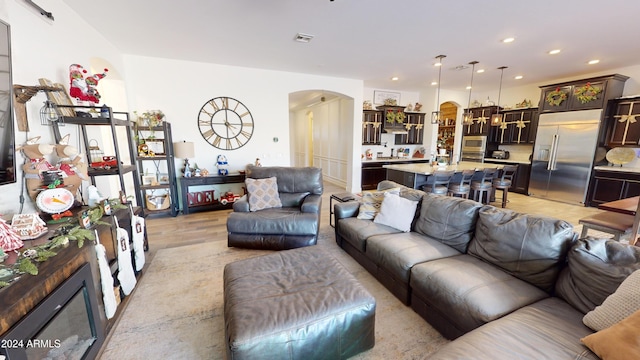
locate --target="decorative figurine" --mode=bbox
[414,102,423,112]
[217,154,229,175]
[363,100,372,110]
[254,158,262,167]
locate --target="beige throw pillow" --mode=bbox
[245,177,282,211]
[583,269,640,331]
[356,188,400,220]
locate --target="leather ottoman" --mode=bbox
[223,246,376,359]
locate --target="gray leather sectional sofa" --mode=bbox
[334,180,640,359]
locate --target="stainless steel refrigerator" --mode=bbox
[529,109,602,205]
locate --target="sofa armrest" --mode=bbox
[301,194,322,214]
[232,195,250,212]
[335,201,359,220]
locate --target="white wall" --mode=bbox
[122,55,363,191]
[0,0,126,215]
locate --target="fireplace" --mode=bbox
[0,263,104,360]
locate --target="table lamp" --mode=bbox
[173,141,195,177]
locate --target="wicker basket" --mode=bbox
[146,193,170,210]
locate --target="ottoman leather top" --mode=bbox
[224,246,376,359]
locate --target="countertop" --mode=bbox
[384,161,504,175]
[362,157,429,164]
[593,166,640,174]
[483,158,531,165]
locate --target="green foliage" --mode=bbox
[18,258,38,275]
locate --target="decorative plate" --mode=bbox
[606,147,636,165]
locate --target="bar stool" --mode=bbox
[448,169,475,199]
[492,165,518,208]
[470,168,498,204]
[423,170,455,195]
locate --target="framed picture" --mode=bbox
[142,174,157,186]
[373,90,401,105]
[145,140,165,155]
[157,173,170,184]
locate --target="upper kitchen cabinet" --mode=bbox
[362,109,383,145]
[378,105,408,133]
[539,74,628,113]
[490,108,539,144]
[396,112,426,145]
[463,106,499,136]
[605,96,640,147]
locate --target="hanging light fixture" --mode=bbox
[491,66,508,126]
[431,55,446,125]
[40,100,63,126]
[462,61,478,125]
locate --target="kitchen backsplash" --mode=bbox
[497,144,533,162]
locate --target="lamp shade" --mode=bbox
[173,141,195,158]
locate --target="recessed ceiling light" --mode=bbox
[588,59,600,65]
[431,81,438,86]
[294,33,314,43]
[391,76,399,81]
[514,75,523,80]
[548,49,561,55]
[476,69,485,73]
[502,37,515,43]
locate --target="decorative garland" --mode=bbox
[546,87,568,106]
[574,82,602,104]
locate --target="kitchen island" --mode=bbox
[383,161,504,190]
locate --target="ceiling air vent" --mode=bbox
[294,33,314,43]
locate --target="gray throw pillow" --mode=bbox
[245,177,282,211]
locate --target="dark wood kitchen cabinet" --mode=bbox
[587,169,640,207]
[539,74,628,113]
[463,106,499,136]
[395,112,426,145]
[490,108,538,144]
[361,159,429,190]
[605,96,640,146]
[362,110,383,145]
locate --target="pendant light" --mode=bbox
[431,55,446,124]
[490,66,508,126]
[462,61,478,125]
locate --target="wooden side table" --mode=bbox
[330,192,358,228]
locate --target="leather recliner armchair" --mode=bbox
[227,165,323,250]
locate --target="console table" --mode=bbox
[179,174,246,214]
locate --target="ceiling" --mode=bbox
[62,0,640,98]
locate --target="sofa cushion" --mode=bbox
[227,207,318,235]
[245,177,282,211]
[556,238,640,314]
[410,255,549,335]
[336,217,402,252]
[583,269,640,331]
[366,232,461,283]
[356,188,400,220]
[413,193,484,253]
[429,298,599,360]
[467,207,575,293]
[373,192,418,232]
[246,165,323,195]
[581,309,640,360]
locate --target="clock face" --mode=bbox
[36,188,75,214]
[197,97,254,150]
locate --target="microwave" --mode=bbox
[461,135,487,153]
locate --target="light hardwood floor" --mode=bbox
[143,181,605,261]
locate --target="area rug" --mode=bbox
[99,226,449,360]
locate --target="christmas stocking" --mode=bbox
[115,217,137,296]
[95,243,118,319]
[131,214,146,271]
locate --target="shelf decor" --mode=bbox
[574,82,602,104]
[546,87,568,106]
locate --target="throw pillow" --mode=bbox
[356,188,400,220]
[581,309,640,360]
[583,269,640,331]
[245,177,282,212]
[373,192,418,232]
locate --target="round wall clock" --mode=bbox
[197,96,254,150]
[35,188,75,214]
